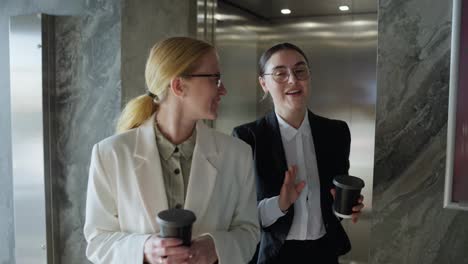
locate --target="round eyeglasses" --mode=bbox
[182,73,222,88]
[263,66,310,83]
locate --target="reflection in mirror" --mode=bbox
[215,1,377,263]
[9,14,47,263]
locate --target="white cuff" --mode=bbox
[258,196,286,227]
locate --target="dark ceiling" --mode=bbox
[220,0,377,19]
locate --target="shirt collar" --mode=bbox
[154,122,197,161]
[179,130,196,159]
[275,111,311,142]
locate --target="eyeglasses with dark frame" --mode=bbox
[262,66,310,83]
[182,73,222,88]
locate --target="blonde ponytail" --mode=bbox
[115,37,214,133]
[116,94,156,133]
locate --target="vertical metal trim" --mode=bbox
[210,0,217,46]
[444,0,468,210]
[41,14,59,264]
[204,0,208,41]
[197,0,216,44]
[196,0,217,127]
[6,15,16,264]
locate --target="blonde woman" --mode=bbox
[84,37,259,264]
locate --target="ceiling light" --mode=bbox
[281,9,291,15]
[339,5,350,11]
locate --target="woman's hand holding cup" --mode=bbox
[188,235,218,264]
[331,188,364,223]
[330,174,365,224]
[144,235,191,264]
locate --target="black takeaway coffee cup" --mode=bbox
[156,208,196,246]
[332,175,365,219]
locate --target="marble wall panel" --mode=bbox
[0,1,87,263]
[52,0,121,262]
[0,0,121,263]
[371,0,468,263]
[121,0,195,105]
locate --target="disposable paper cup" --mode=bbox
[156,208,196,246]
[333,175,365,219]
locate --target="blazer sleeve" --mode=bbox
[338,120,351,175]
[83,143,151,264]
[202,144,260,264]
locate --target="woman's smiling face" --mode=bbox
[259,49,310,115]
[181,50,227,121]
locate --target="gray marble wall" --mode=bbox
[52,1,122,263]
[0,0,121,263]
[371,0,468,263]
[0,2,86,264]
[121,0,196,105]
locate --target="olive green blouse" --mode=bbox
[153,122,196,209]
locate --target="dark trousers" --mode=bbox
[274,235,339,264]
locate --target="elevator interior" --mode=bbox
[5,1,377,263]
[214,1,377,263]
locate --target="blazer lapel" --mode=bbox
[133,114,168,231]
[184,121,218,225]
[308,111,328,186]
[265,111,288,176]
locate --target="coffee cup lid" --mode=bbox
[156,209,196,227]
[333,175,365,190]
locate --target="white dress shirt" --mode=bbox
[257,111,326,240]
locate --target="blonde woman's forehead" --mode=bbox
[191,50,221,73]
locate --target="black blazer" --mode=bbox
[232,110,351,264]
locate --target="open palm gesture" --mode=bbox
[278,165,306,212]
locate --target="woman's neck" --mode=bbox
[276,108,307,129]
[155,102,196,145]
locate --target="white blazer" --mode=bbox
[84,116,259,264]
